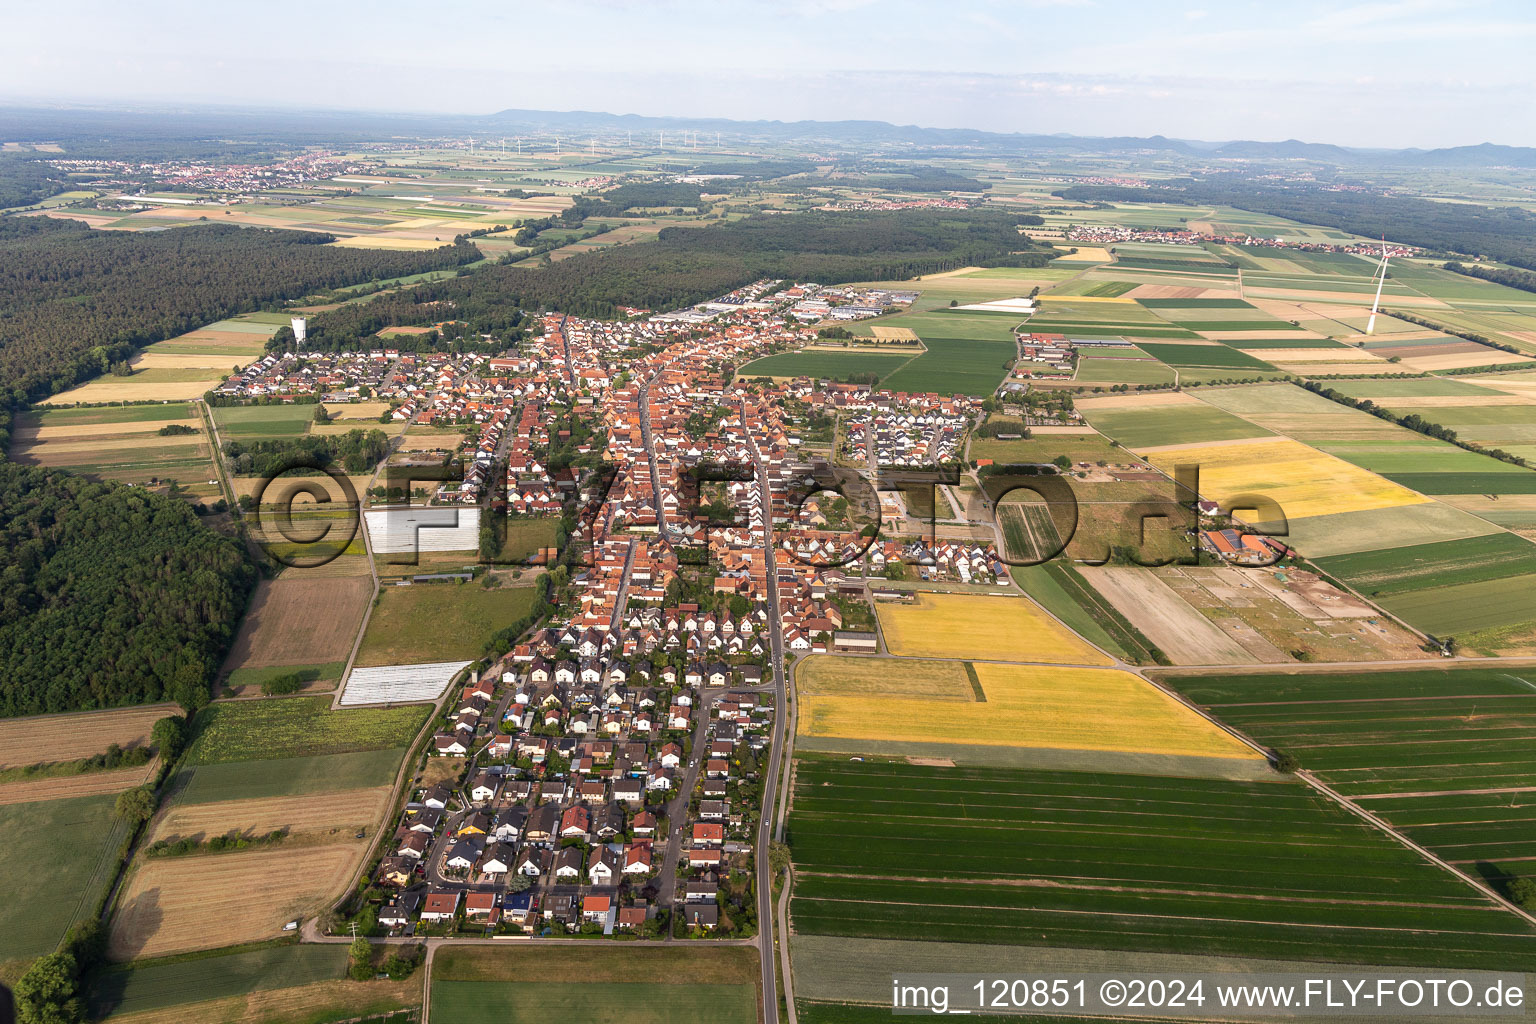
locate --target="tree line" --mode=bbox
[0,217,481,404]
[1444,261,1536,295]
[223,429,391,477]
[1300,380,1531,468]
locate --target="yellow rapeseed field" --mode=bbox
[798,663,1258,760]
[1144,437,1428,522]
[877,592,1112,665]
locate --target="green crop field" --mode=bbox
[788,757,1536,968]
[1134,343,1275,369]
[1385,471,1536,494]
[1375,573,1536,636]
[1073,356,1175,385]
[169,748,407,804]
[26,403,196,427]
[881,337,1015,396]
[1173,667,1536,868]
[355,581,539,666]
[431,982,755,1024]
[738,350,914,381]
[430,945,758,1024]
[211,402,319,439]
[863,311,1018,342]
[186,696,429,764]
[91,943,348,1017]
[0,793,127,965]
[1220,336,1349,349]
[1317,440,1527,482]
[1315,532,1536,597]
[1081,403,1271,449]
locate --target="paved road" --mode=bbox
[747,417,789,1024]
[637,372,673,541]
[656,687,717,907]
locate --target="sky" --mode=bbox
[3,0,1535,148]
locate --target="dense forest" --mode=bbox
[567,182,705,217]
[224,429,391,477]
[274,208,1049,349]
[671,159,816,180]
[0,218,480,404]
[0,464,255,717]
[849,168,989,192]
[0,154,68,208]
[1053,180,1536,269]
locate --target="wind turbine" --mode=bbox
[1366,237,1390,335]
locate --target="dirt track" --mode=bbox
[1080,567,1255,665]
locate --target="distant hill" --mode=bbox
[2,102,1535,169]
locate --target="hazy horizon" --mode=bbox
[3,0,1534,150]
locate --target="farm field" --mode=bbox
[737,350,914,381]
[1079,567,1264,665]
[430,945,759,1024]
[1172,667,1536,868]
[0,705,170,770]
[1134,342,1276,369]
[875,592,1111,664]
[219,576,372,681]
[88,944,421,1024]
[11,401,222,501]
[354,581,538,666]
[793,934,1475,1020]
[1072,354,1175,385]
[110,842,366,960]
[146,785,391,845]
[880,335,1017,396]
[107,698,427,960]
[210,402,319,440]
[1316,439,1536,495]
[798,658,1258,762]
[168,748,406,805]
[0,792,131,969]
[787,757,1536,969]
[185,696,428,764]
[0,762,155,807]
[1375,574,1536,642]
[1082,564,1423,665]
[968,419,1130,465]
[1314,532,1536,599]
[1143,437,1428,522]
[1076,392,1270,449]
[1285,500,1505,558]
[796,655,974,700]
[1193,382,1419,441]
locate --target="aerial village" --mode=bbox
[211,280,1012,937]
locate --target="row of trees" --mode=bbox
[1301,381,1531,468]
[0,217,480,404]
[1444,260,1536,295]
[223,428,391,477]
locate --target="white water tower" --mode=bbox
[291,317,308,345]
